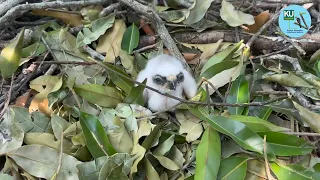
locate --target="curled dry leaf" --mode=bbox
[246,10,270,33]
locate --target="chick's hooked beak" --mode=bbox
[167,75,177,90]
[168,81,177,90]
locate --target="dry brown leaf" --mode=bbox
[245,10,270,33]
[96,19,127,63]
[38,99,53,116]
[32,9,83,27]
[163,49,200,63]
[15,90,31,107]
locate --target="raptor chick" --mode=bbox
[136,54,197,112]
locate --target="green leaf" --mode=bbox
[76,15,115,47]
[74,84,122,108]
[77,156,109,180]
[271,163,320,180]
[24,132,73,154]
[121,23,139,54]
[107,163,129,180]
[142,121,166,151]
[124,79,146,106]
[263,72,314,88]
[249,96,273,120]
[0,27,24,78]
[51,114,71,140]
[217,157,247,180]
[228,115,289,132]
[201,41,243,74]
[195,127,221,180]
[183,0,213,25]
[77,109,116,158]
[159,9,190,23]
[220,0,254,27]
[145,157,161,180]
[189,106,275,158]
[226,75,249,115]
[105,63,134,94]
[310,48,320,64]
[257,132,314,156]
[153,155,179,171]
[153,134,175,156]
[7,145,81,180]
[108,117,133,153]
[21,41,46,58]
[0,109,24,155]
[293,101,320,133]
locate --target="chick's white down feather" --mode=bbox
[136,54,197,112]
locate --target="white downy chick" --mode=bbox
[136,54,197,112]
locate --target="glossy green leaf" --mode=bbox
[310,48,320,64]
[228,115,289,132]
[124,79,146,106]
[217,157,247,180]
[77,109,116,158]
[263,72,314,88]
[195,127,221,180]
[104,63,134,94]
[7,145,81,180]
[220,0,254,27]
[227,75,249,115]
[293,101,320,133]
[0,27,24,78]
[74,84,122,108]
[76,15,115,47]
[183,0,212,25]
[257,132,314,156]
[201,41,243,74]
[271,163,320,180]
[121,23,139,54]
[249,96,273,120]
[189,106,274,158]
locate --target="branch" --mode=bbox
[41,60,288,108]
[116,0,190,72]
[246,7,283,48]
[0,0,108,26]
[171,30,320,54]
[262,54,303,72]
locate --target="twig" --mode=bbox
[45,8,81,15]
[263,54,303,72]
[0,0,26,17]
[278,27,306,55]
[83,45,105,61]
[254,91,288,95]
[246,7,283,48]
[132,43,157,54]
[286,87,320,110]
[251,46,293,60]
[117,0,189,72]
[263,135,277,180]
[202,77,225,102]
[35,59,289,107]
[204,82,211,114]
[0,0,109,26]
[99,3,121,18]
[0,74,14,122]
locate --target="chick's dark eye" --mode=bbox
[177,73,184,82]
[153,76,164,84]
